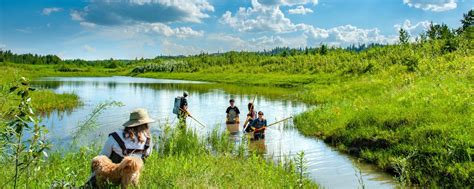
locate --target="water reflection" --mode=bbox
[33,76,397,189]
[225,123,240,134]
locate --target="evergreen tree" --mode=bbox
[319,44,328,55]
[398,28,410,44]
[459,9,473,32]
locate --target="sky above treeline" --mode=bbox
[0,0,472,60]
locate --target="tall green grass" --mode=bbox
[293,59,473,186]
[0,124,317,188]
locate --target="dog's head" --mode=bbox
[119,156,144,174]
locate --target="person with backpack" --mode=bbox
[225,99,240,124]
[85,108,155,187]
[250,111,267,140]
[173,91,189,124]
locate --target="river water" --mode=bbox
[33,76,397,189]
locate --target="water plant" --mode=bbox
[72,100,124,145]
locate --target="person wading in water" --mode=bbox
[244,102,257,132]
[85,108,155,188]
[250,111,267,140]
[226,99,240,124]
[177,91,189,127]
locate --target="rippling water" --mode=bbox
[33,76,397,189]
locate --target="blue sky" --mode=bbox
[0,0,472,60]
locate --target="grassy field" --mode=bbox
[0,125,316,188]
[294,61,473,186]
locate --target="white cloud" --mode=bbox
[70,10,83,21]
[71,0,214,26]
[221,0,396,47]
[394,19,431,39]
[161,33,307,55]
[220,4,298,33]
[256,0,318,7]
[70,0,206,43]
[220,0,319,33]
[161,39,202,55]
[136,23,204,38]
[15,29,32,34]
[82,45,96,53]
[300,24,397,46]
[288,5,313,14]
[403,0,457,12]
[42,7,63,15]
[79,22,97,28]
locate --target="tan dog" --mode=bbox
[91,155,143,189]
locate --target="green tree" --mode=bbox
[319,44,328,55]
[398,28,410,44]
[427,22,439,40]
[459,9,473,32]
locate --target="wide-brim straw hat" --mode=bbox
[122,108,156,127]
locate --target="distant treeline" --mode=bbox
[0,50,132,70]
[0,43,384,66]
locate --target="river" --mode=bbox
[33,76,397,189]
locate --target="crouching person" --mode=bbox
[84,108,154,188]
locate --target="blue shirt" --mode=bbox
[251,118,267,129]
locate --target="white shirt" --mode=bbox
[100,130,152,158]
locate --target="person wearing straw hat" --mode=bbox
[85,108,155,188]
[101,108,155,163]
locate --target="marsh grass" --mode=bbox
[0,123,318,188]
[293,67,473,187]
[0,65,81,116]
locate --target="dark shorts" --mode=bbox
[253,132,265,140]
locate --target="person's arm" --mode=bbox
[100,136,115,157]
